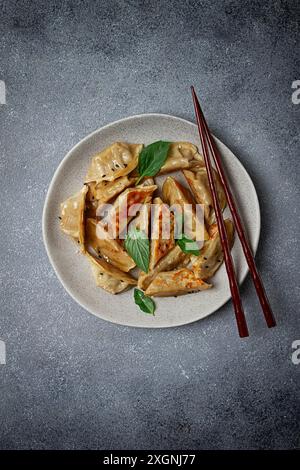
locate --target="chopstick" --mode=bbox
[191,86,276,335]
[191,87,249,337]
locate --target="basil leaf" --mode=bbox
[176,235,200,256]
[125,228,150,273]
[136,140,171,185]
[134,288,155,315]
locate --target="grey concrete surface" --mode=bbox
[0,0,299,450]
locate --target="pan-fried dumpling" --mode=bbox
[149,197,175,270]
[85,142,143,183]
[138,245,190,290]
[183,166,226,224]
[159,142,203,174]
[87,176,137,204]
[99,185,157,239]
[89,260,129,294]
[192,219,234,279]
[145,268,212,297]
[162,176,209,241]
[85,218,135,272]
[86,252,136,294]
[60,185,88,246]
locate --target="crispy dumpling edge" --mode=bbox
[145,268,212,297]
[85,251,137,286]
[85,217,136,272]
[85,142,144,183]
[60,184,88,251]
[191,218,234,280]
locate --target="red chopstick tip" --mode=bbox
[267,317,277,328]
[240,330,249,338]
[237,315,249,338]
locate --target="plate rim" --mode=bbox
[42,113,261,328]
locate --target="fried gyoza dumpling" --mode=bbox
[99,185,157,239]
[90,263,129,293]
[86,176,137,205]
[85,218,135,272]
[162,176,209,241]
[138,245,190,291]
[149,197,175,271]
[86,252,136,294]
[159,142,202,174]
[192,219,234,280]
[60,185,88,247]
[183,166,226,224]
[85,142,143,183]
[145,268,212,297]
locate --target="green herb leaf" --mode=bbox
[125,228,150,273]
[176,234,200,256]
[134,288,155,315]
[136,140,171,185]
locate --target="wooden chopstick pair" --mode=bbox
[191,86,276,337]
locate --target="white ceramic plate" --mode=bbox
[43,114,260,328]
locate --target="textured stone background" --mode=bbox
[0,0,299,450]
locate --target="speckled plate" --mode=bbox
[42,114,260,328]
